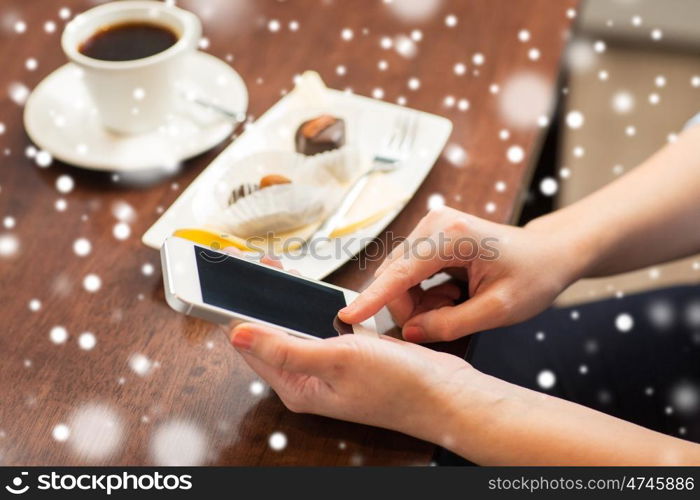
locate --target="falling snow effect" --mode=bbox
[537,370,556,390]
[150,420,209,466]
[539,177,558,196]
[78,332,97,350]
[249,380,265,396]
[427,193,445,210]
[394,34,417,58]
[132,87,146,101]
[73,238,91,257]
[111,201,136,223]
[565,110,584,129]
[443,143,468,167]
[611,91,634,114]
[267,19,279,32]
[52,424,70,442]
[646,299,675,330]
[35,150,52,167]
[669,381,699,416]
[506,145,525,164]
[566,40,596,74]
[83,274,101,293]
[0,234,19,258]
[49,326,68,345]
[499,72,552,128]
[615,313,634,332]
[684,301,700,328]
[54,199,67,212]
[268,431,288,451]
[128,353,154,377]
[55,175,74,194]
[112,222,131,240]
[62,404,123,461]
[8,82,29,105]
[141,263,154,276]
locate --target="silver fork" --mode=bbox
[307,113,419,243]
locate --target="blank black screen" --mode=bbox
[194,248,349,338]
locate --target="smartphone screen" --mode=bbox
[194,248,352,338]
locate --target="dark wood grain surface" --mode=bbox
[0,0,576,465]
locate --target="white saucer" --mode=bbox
[23,51,248,171]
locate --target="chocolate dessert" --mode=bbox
[227,174,293,206]
[228,183,258,206]
[295,115,345,155]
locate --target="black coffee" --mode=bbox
[79,22,178,61]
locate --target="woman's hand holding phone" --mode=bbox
[230,321,477,445]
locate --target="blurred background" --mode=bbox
[524,0,700,304]
[461,0,700,465]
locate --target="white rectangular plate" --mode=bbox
[142,88,452,280]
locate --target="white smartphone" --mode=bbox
[160,236,393,339]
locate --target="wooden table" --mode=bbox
[0,0,576,465]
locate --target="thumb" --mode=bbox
[401,291,508,343]
[231,323,332,376]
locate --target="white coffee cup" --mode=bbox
[61,1,201,135]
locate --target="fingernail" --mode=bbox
[232,329,254,351]
[403,325,425,343]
